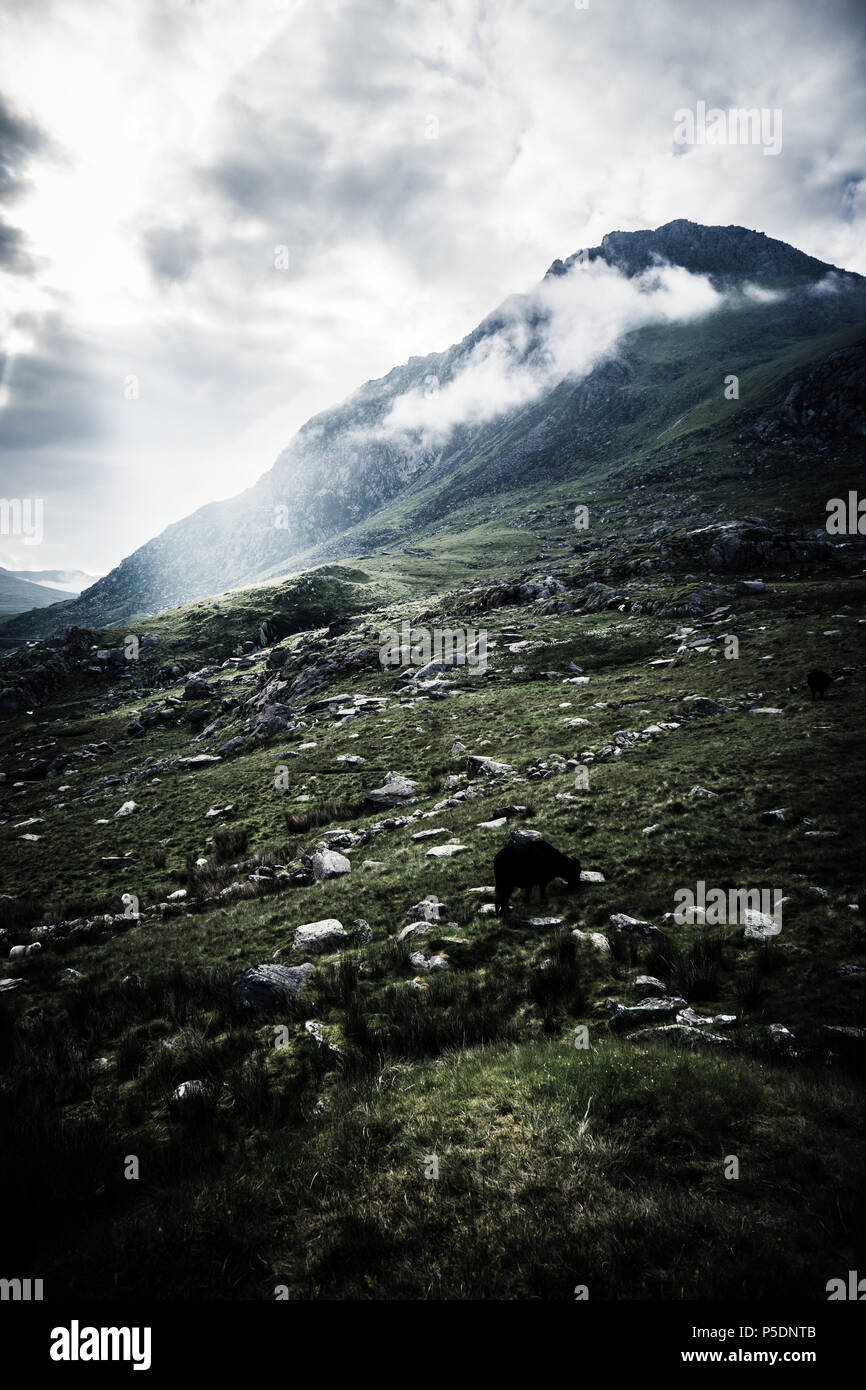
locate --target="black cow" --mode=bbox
[807,669,833,700]
[494,838,582,915]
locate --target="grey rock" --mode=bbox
[406,895,446,923]
[682,696,724,716]
[292,920,350,954]
[676,1007,737,1028]
[183,680,211,700]
[609,912,662,937]
[508,827,542,845]
[217,736,246,757]
[466,755,512,777]
[409,951,448,971]
[743,910,783,940]
[250,704,292,736]
[626,1023,733,1047]
[311,849,352,881]
[572,929,610,952]
[231,961,314,1010]
[398,920,434,942]
[607,995,686,1025]
[171,1080,208,1103]
[635,974,667,994]
[365,771,418,807]
[764,1023,797,1054]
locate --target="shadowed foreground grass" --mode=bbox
[2,1028,862,1300]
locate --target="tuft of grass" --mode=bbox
[214,824,249,862]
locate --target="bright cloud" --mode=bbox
[0,0,863,572]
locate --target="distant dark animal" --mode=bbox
[807,669,833,700]
[494,838,582,915]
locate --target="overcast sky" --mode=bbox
[0,0,864,575]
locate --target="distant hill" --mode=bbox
[7,568,100,595]
[0,567,80,617]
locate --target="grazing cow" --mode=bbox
[494,838,582,915]
[807,669,833,700]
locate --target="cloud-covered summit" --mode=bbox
[0,0,864,573]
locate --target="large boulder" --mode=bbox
[508,827,542,845]
[572,929,611,952]
[231,962,314,1011]
[609,912,662,937]
[406,895,446,922]
[607,995,686,1026]
[682,696,724,716]
[250,703,292,736]
[292,920,350,954]
[217,736,246,757]
[311,849,352,881]
[365,772,418,807]
[466,755,512,777]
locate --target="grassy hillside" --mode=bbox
[1,504,864,1297]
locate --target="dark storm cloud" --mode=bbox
[0,314,102,454]
[0,217,35,272]
[0,92,48,273]
[0,92,46,201]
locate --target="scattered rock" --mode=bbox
[572,929,610,952]
[171,1080,208,1104]
[291,920,350,954]
[409,951,448,971]
[352,919,373,945]
[626,1023,732,1047]
[365,772,418,807]
[466,755,512,777]
[764,1022,797,1055]
[634,974,667,994]
[609,912,662,937]
[406,896,446,922]
[676,1007,737,1028]
[743,910,783,940]
[682,696,724,716]
[231,962,314,1010]
[311,849,352,881]
[607,995,687,1025]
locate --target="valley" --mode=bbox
[1,222,864,1301]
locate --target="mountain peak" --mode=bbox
[546,219,853,283]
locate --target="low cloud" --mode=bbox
[376,259,723,450]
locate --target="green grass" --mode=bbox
[1,429,865,1298]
